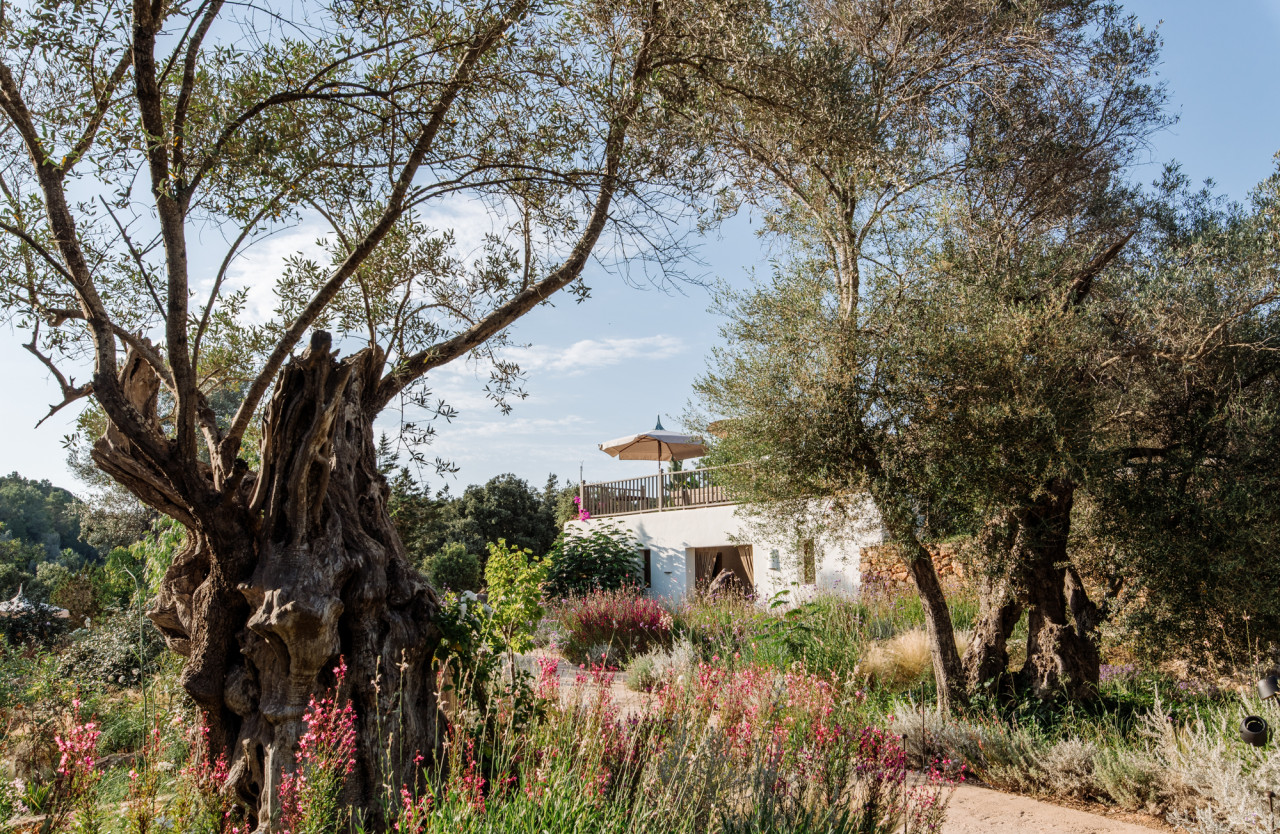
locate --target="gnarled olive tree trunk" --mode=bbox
[99,334,443,830]
[963,571,1023,698]
[1016,481,1099,701]
[961,498,1104,703]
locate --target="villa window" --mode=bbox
[802,539,816,585]
[642,548,652,588]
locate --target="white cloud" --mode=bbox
[192,224,330,326]
[419,335,688,412]
[503,335,687,376]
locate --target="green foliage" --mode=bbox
[390,471,567,569]
[456,475,560,559]
[0,472,94,561]
[88,518,184,614]
[544,523,640,599]
[55,607,164,690]
[423,542,483,593]
[484,540,550,654]
[0,523,72,603]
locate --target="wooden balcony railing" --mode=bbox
[581,465,737,517]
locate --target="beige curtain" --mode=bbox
[737,545,754,587]
[694,547,717,582]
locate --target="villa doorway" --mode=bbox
[693,545,754,594]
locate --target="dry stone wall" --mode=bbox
[859,542,965,585]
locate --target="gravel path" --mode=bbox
[944,783,1165,833]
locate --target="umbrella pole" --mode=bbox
[658,446,665,510]
[657,456,663,510]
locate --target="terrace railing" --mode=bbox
[580,464,738,517]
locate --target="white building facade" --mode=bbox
[567,466,884,603]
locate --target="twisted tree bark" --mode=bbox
[1017,481,1100,701]
[102,334,443,830]
[963,572,1022,697]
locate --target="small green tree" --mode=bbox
[484,540,550,655]
[421,543,482,593]
[545,523,641,599]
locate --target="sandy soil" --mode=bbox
[944,783,1167,834]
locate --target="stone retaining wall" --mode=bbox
[859,542,965,584]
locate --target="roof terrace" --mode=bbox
[580,464,738,518]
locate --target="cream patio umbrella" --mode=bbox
[598,417,706,470]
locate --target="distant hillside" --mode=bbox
[0,471,95,561]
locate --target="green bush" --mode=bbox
[485,539,550,654]
[423,542,483,592]
[545,522,640,598]
[56,607,163,689]
[0,599,69,647]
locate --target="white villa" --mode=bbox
[567,464,886,602]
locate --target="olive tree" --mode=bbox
[686,0,1165,708]
[0,0,712,823]
[1077,170,1280,670]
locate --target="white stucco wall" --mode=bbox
[566,498,885,603]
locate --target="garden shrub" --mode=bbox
[555,587,672,666]
[1037,737,1102,800]
[625,653,656,691]
[544,522,640,598]
[624,638,697,692]
[0,600,68,646]
[56,607,163,688]
[484,539,550,654]
[424,542,483,592]
[51,570,98,623]
[1094,747,1169,812]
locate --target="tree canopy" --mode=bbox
[0,472,93,561]
[0,0,717,823]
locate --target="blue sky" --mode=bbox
[3,0,1279,496]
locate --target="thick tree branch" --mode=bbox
[219,2,531,472]
[373,0,661,411]
[133,0,201,472]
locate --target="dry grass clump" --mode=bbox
[894,696,1280,832]
[625,639,698,691]
[858,628,971,687]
